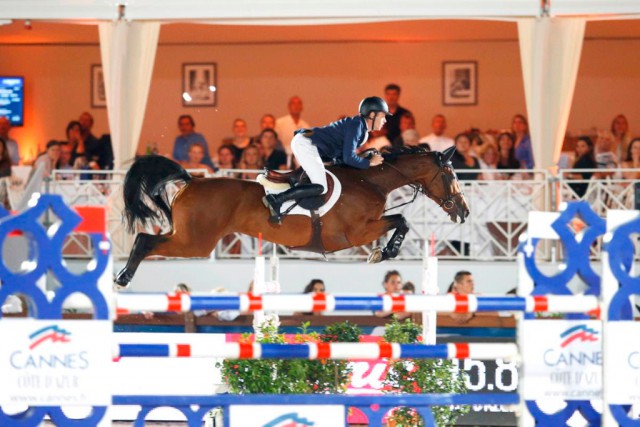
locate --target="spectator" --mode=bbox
[172,115,215,171]
[594,130,620,178]
[496,132,521,178]
[477,142,501,181]
[0,139,11,178]
[374,270,410,319]
[382,84,412,143]
[55,143,77,180]
[468,129,485,158]
[294,279,327,316]
[447,270,475,324]
[65,121,87,166]
[511,114,534,169]
[391,111,416,148]
[451,133,480,181]
[180,143,214,174]
[143,283,191,319]
[275,96,310,159]
[621,137,640,180]
[223,118,251,163]
[419,114,454,152]
[303,279,326,294]
[79,112,113,170]
[401,129,423,148]
[31,140,61,180]
[250,114,283,148]
[215,144,239,178]
[0,117,19,165]
[402,281,415,294]
[259,129,287,170]
[238,144,264,180]
[611,114,631,161]
[566,136,597,197]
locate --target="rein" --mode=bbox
[382,155,463,213]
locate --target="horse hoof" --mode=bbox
[114,271,131,289]
[368,248,383,264]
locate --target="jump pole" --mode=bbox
[421,234,438,345]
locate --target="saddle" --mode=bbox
[258,168,335,210]
[257,168,339,254]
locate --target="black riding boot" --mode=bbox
[263,184,324,224]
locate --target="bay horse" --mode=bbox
[115,145,469,287]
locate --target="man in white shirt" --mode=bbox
[275,96,310,158]
[419,114,454,152]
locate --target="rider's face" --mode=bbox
[369,112,387,132]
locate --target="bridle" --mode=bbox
[383,152,465,213]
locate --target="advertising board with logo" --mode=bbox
[0,319,111,406]
[229,405,344,427]
[605,322,640,404]
[522,320,601,400]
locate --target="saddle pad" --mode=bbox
[260,170,342,218]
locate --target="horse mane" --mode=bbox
[380,143,433,161]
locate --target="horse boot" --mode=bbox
[262,183,324,224]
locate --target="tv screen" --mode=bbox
[0,77,24,126]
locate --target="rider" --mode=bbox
[263,96,388,223]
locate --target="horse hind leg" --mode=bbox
[367,215,409,264]
[115,233,167,288]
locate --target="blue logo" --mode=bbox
[263,412,315,427]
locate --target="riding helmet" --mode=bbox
[359,96,392,117]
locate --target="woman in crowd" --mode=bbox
[238,144,264,180]
[622,137,640,180]
[496,132,521,178]
[215,144,239,178]
[450,133,480,180]
[303,279,326,294]
[511,114,534,169]
[477,142,501,181]
[611,114,631,161]
[566,136,597,198]
[222,118,251,163]
[31,140,61,180]
[180,143,214,174]
[259,128,287,170]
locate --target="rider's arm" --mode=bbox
[342,123,369,169]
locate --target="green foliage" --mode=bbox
[217,320,361,395]
[382,317,470,427]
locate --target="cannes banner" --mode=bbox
[0,319,111,406]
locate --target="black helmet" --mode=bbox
[359,96,391,117]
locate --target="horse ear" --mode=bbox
[442,145,456,162]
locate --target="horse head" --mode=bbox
[387,144,470,223]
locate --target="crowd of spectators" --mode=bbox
[0,85,635,214]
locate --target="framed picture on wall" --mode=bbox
[442,61,477,106]
[182,63,217,107]
[91,64,106,108]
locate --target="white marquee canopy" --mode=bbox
[2,0,639,170]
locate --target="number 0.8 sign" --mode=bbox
[453,358,519,393]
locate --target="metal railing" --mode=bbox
[34,167,637,261]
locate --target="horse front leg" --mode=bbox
[367,214,409,264]
[115,233,167,288]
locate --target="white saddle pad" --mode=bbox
[257,170,342,218]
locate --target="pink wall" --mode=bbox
[1,35,639,164]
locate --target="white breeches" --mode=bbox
[291,134,328,194]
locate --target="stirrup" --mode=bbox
[262,195,283,224]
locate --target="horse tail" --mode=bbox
[122,155,192,234]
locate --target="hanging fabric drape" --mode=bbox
[99,20,160,169]
[517,17,586,173]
